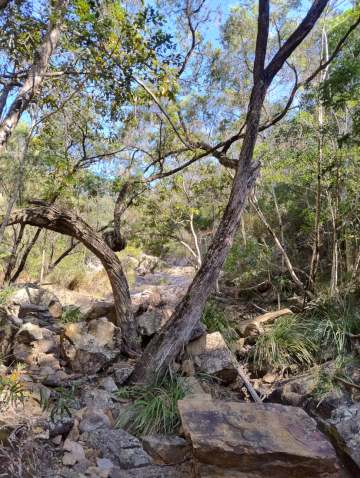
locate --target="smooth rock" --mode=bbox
[178,398,340,477]
[142,435,191,464]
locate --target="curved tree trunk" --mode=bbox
[5,204,140,355]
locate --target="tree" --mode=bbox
[132,0,339,383]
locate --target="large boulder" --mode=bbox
[63,318,119,373]
[10,285,62,319]
[178,398,341,478]
[326,403,360,474]
[185,332,238,384]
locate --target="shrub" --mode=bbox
[61,306,82,324]
[252,315,317,371]
[115,373,188,435]
[202,301,238,344]
[0,285,16,305]
[0,372,25,410]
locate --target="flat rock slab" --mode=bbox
[178,399,341,478]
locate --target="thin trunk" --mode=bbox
[309,27,329,289]
[0,0,68,151]
[271,185,285,272]
[250,197,307,293]
[3,224,25,283]
[10,227,42,283]
[189,212,202,268]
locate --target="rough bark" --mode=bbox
[4,204,140,355]
[0,0,68,151]
[132,0,329,384]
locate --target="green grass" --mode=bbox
[115,373,188,435]
[61,306,82,324]
[302,297,360,359]
[0,286,16,305]
[202,301,238,344]
[252,315,317,371]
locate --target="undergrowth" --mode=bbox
[252,314,316,371]
[251,295,360,372]
[0,372,26,410]
[0,285,16,305]
[202,301,238,344]
[115,373,188,435]
[61,306,82,324]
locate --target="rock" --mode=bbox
[63,438,86,465]
[63,318,118,373]
[181,359,195,376]
[81,300,116,323]
[178,398,340,477]
[110,463,193,478]
[81,428,151,469]
[185,332,238,384]
[269,372,318,407]
[79,408,112,433]
[10,285,62,318]
[237,308,292,337]
[327,403,360,473]
[182,377,210,399]
[137,308,168,337]
[136,253,161,275]
[113,362,134,386]
[142,435,191,465]
[96,457,114,471]
[99,376,118,393]
[80,386,114,411]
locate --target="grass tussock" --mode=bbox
[251,295,360,372]
[115,373,188,435]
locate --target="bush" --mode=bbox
[115,373,188,435]
[0,285,16,305]
[61,306,82,324]
[252,315,317,371]
[302,296,360,359]
[202,301,238,344]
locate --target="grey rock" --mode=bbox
[113,362,134,386]
[99,376,118,393]
[185,332,238,384]
[79,408,111,433]
[81,428,151,469]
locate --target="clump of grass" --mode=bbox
[61,306,82,324]
[0,286,16,305]
[0,372,26,410]
[36,385,77,421]
[115,373,188,435]
[302,297,360,360]
[252,315,317,371]
[202,301,238,344]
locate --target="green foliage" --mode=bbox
[252,315,317,371]
[201,301,238,344]
[37,385,77,421]
[302,297,360,359]
[0,286,16,306]
[0,373,25,410]
[61,306,82,324]
[115,373,187,435]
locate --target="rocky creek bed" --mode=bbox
[0,265,359,477]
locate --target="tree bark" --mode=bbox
[0,0,68,151]
[4,204,140,355]
[132,0,329,384]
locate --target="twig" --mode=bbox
[237,365,262,403]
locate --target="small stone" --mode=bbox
[142,435,191,464]
[96,457,114,471]
[63,438,86,464]
[79,408,111,433]
[113,362,134,386]
[52,434,63,445]
[99,376,118,393]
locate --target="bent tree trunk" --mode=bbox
[5,204,140,355]
[132,0,329,384]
